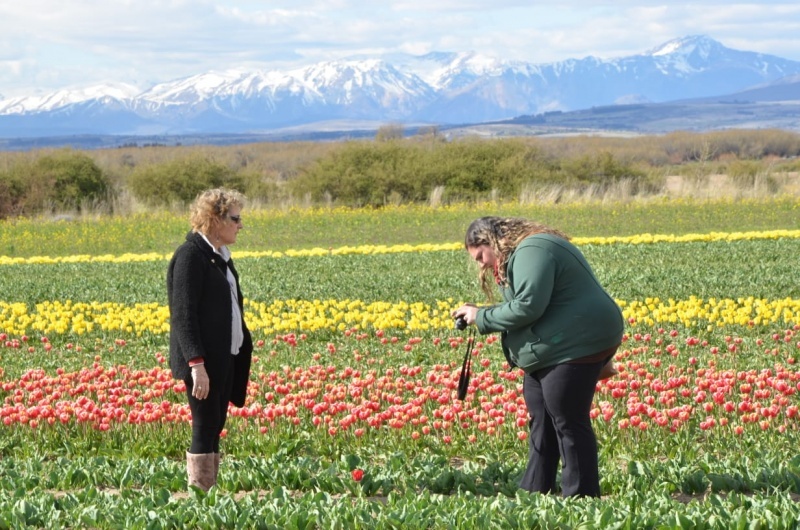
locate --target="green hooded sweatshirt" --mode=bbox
[475,233,624,373]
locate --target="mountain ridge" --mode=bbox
[1,35,800,140]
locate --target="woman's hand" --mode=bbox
[451,303,479,325]
[191,365,210,400]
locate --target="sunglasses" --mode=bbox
[228,215,242,223]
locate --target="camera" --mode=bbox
[454,316,468,330]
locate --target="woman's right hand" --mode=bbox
[451,303,479,325]
[191,364,210,400]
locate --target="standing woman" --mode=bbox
[167,188,253,492]
[452,216,623,497]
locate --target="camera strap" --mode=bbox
[457,327,475,400]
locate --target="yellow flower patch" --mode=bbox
[1,230,799,265]
[2,296,798,337]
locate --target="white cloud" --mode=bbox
[1,1,799,97]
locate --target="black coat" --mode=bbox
[167,231,253,407]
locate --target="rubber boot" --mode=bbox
[186,452,217,492]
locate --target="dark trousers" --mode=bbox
[185,355,234,454]
[519,359,605,497]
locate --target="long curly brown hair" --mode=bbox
[464,216,570,300]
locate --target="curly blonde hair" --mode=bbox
[464,216,570,300]
[189,188,246,236]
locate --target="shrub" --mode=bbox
[561,151,647,185]
[0,150,110,215]
[235,169,291,206]
[289,141,421,206]
[128,156,240,205]
[289,139,566,206]
[0,172,25,218]
[42,151,109,210]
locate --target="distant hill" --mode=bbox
[472,74,800,136]
[699,74,800,103]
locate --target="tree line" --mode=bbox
[1,128,799,217]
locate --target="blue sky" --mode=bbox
[2,0,800,98]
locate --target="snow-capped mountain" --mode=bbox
[0,83,139,115]
[2,35,799,137]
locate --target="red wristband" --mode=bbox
[188,357,205,367]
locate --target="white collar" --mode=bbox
[199,233,231,261]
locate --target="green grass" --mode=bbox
[1,238,798,306]
[1,197,798,258]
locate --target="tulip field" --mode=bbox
[1,199,800,528]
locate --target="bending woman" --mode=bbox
[452,216,623,497]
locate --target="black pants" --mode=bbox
[519,359,605,497]
[185,355,234,454]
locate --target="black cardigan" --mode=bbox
[167,231,253,407]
